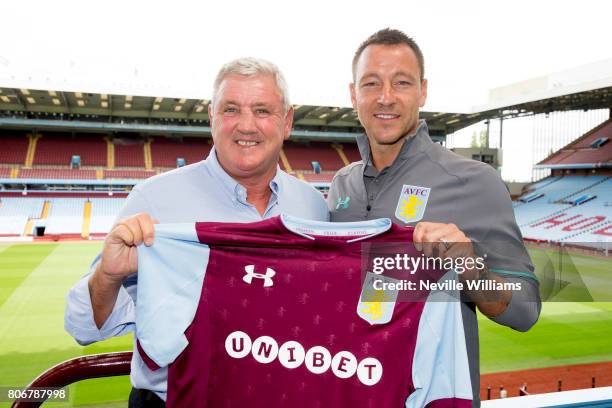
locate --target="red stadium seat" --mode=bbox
[283,141,345,171]
[104,169,156,179]
[19,168,97,179]
[150,137,212,168]
[114,138,145,168]
[0,134,28,165]
[33,133,107,166]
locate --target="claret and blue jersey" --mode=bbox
[136,215,473,407]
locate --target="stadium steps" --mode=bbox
[40,201,51,219]
[96,169,104,180]
[22,218,35,236]
[144,140,153,170]
[10,167,19,178]
[24,134,41,167]
[331,144,350,166]
[556,177,610,202]
[279,148,293,173]
[106,137,115,168]
[81,201,92,238]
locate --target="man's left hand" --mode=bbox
[413,221,473,260]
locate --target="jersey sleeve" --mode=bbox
[405,272,473,408]
[136,223,211,368]
[64,185,153,345]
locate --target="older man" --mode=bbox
[327,28,541,407]
[65,57,328,406]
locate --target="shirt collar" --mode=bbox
[205,146,282,202]
[358,119,431,177]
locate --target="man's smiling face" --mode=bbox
[351,44,428,149]
[210,73,293,181]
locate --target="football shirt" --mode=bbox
[136,215,472,407]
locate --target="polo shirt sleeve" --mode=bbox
[459,164,541,332]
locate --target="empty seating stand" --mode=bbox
[113,138,145,168]
[33,133,107,166]
[45,198,86,235]
[539,120,612,167]
[89,198,125,234]
[0,134,28,165]
[150,137,212,168]
[302,173,335,183]
[515,176,612,246]
[283,142,345,171]
[104,169,156,179]
[339,142,362,163]
[19,169,97,179]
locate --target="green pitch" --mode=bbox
[0,242,610,406]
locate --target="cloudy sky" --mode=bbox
[1,0,610,112]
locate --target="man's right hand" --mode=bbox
[89,213,158,328]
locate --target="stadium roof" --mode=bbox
[1,84,610,139]
[0,87,483,138]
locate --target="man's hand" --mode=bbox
[413,221,473,261]
[413,221,510,318]
[89,213,158,328]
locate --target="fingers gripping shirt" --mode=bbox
[136,215,473,407]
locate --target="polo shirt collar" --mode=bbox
[357,119,431,177]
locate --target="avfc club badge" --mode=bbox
[357,272,399,325]
[394,184,430,223]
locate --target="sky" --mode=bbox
[0,0,611,181]
[1,0,611,112]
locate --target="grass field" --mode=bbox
[0,242,610,406]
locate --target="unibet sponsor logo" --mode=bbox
[225,331,382,386]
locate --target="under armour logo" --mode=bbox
[243,265,276,287]
[336,196,350,210]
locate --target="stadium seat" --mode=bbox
[150,136,212,168]
[113,137,146,168]
[19,168,97,180]
[104,169,156,179]
[0,134,28,165]
[33,133,107,166]
[282,141,346,171]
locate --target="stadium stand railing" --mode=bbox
[11,352,132,408]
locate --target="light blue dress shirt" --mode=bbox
[64,147,328,399]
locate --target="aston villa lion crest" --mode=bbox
[357,272,399,325]
[395,184,430,223]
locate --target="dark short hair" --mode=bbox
[352,28,425,81]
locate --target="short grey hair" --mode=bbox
[212,57,291,114]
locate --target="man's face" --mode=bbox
[350,44,428,148]
[209,74,293,181]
